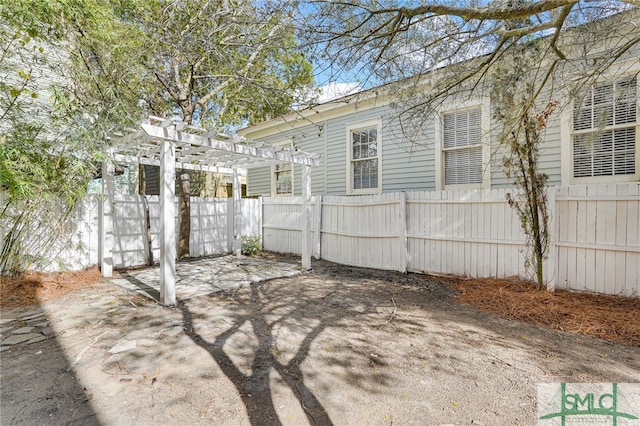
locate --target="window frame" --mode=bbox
[435,98,491,190]
[346,118,383,195]
[561,61,640,185]
[270,142,295,197]
[271,161,294,197]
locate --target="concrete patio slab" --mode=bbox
[111,255,303,301]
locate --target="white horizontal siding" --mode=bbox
[247,167,271,196]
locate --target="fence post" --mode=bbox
[100,159,114,278]
[314,195,322,260]
[545,186,557,291]
[301,165,312,270]
[232,169,242,258]
[399,192,407,273]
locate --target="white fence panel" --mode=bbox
[239,198,262,238]
[5,183,639,299]
[261,196,320,255]
[112,195,148,268]
[321,193,403,271]
[555,183,640,297]
[0,194,101,273]
[262,197,303,255]
[190,197,230,257]
[57,196,100,271]
[406,190,527,278]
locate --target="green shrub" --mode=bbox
[241,235,262,256]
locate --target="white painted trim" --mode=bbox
[322,121,328,194]
[239,91,395,140]
[301,165,312,270]
[100,160,114,278]
[269,141,295,197]
[233,170,242,258]
[560,99,572,186]
[159,139,176,306]
[346,118,383,195]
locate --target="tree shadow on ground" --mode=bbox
[115,257,640,424]
[119,270,161,301]
[177,280,354,426]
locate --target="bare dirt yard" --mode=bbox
[1,255,639,425]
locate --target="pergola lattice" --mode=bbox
[100,116,320,305]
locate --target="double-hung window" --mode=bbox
[572,76,638,180]
[347,120,381,194]
[442,107,483,187]
[271,162,293,196]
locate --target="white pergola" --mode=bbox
[100,116,320,305]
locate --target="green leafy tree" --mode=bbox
[1,0,313,273]
[73,0,313,258]
[0,1,100,275]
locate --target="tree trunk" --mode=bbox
[178,172,191,259]
[177,102,194,260]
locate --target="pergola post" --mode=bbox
[99,159,115,277]
[110,117,321,287]
[232,169,242,258]
[301,165,312,270]
[160,139,176,306]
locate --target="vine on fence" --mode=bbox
[492,46,556,290]
[504,102,557,289]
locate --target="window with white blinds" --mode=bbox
[573,76,637,178]
[443,107,483,186]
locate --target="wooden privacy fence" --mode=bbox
[261,183,640,298]
[555,184,639,297]
[0,195,262,272]
[108,195,260,268]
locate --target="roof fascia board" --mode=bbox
[239,90,400,139]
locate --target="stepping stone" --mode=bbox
[39,326,54,337]
[2,333,40,345]
[108,340,137,354]
[136,338,158,347]
[13,327,35,334]
[27,335,48,344]
[163,326,184,337]
[17,311,45,321]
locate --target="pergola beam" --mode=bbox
[112,153,241,174]
[105,117,320,306]
[139,123,320,167]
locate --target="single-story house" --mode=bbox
[238,11,640,197]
